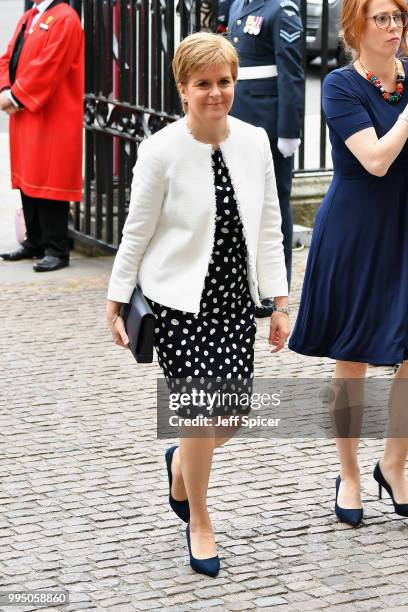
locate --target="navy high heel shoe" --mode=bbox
[186,523,220,578]
[335,475,363,526]
[165,445,190,523]
[373,460,408,517]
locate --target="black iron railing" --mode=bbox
[23,0,337,250]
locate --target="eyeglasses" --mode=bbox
[367,12,408,29]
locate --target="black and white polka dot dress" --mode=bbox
[146,149,256,410]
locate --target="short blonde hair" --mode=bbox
[172,32,239,113]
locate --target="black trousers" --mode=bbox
[21,191,70,259]
[270,141,294,290]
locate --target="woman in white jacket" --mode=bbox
[106,32,289,577]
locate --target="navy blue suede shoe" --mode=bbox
[165,445,190,523]
[335,475,363,526]
[186,523,220,578]
[373,460,408,517]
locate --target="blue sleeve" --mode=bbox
[218,0,235,26]
[322,71,374,142]
[272,3,305,139]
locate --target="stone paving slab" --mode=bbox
[1,246,406,612]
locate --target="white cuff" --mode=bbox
[4,89,19,108]
[277,137,301,158]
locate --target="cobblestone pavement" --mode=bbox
[1,248,407,612]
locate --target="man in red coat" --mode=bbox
[0,0,84,271]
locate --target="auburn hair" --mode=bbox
[341,0,408,56]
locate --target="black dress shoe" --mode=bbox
[255,297,275,318]
[33,256,69,272]
[0,246,44,261]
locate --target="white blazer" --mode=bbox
[107,115,288,313]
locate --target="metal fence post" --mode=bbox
[73,0,335,250]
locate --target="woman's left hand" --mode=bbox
[269,312,291,353]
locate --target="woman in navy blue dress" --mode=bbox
[289,0,408,525]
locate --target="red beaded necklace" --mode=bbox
[358,58,404,104]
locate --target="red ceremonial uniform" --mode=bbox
[0,3,84,202]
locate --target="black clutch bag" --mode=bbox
[120,285,155,363]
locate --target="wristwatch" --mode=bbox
[273,305,290,315]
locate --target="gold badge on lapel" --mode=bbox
[40,16,53,30]
[243,15,264,35]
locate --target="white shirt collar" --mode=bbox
[33,0,55,15]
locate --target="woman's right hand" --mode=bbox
[106,300,130,349]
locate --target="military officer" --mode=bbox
[223,0,305,305]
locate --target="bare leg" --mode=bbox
[380,360,408,504]
[179,430,217,559]
[213,413,247,447]
[172,406,247,498]
[333,360,367,508]
[170,414,245,560]
[171,423,241,501]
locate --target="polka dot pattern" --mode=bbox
[147,149,256,391]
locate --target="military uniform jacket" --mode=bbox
[227,0,305,141]
[0,1,84,201]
